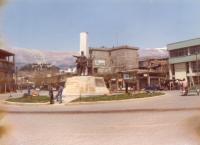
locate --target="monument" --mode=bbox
[63,32,109,98]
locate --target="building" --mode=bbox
[138,58,169,89]
[0,49,15,93]
[167,38,200,86]
[89,45,139,74]
[89,45,168,90]
[117,58,169,90]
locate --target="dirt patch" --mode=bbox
[186,115,200,141]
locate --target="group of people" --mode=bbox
[49,85,64,104]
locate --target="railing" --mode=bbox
[0,61,15,73]
[149,68,168,73]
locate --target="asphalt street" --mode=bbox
[1,91,200,145]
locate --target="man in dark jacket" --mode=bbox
[49,85,54,104]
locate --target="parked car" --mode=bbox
[145,85,161,92]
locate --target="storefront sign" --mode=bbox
[95,60,106,66]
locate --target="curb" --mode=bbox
[67,92,167,105]
[6,107,200,114]
[0,92,166,106]
[2,101,50,106]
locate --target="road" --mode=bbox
[1,91,200,145]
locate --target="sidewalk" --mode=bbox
[0,90,25,101]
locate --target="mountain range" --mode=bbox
[4,47,169,69]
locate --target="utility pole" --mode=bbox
[15,66,18,90]
[196,52,199,85]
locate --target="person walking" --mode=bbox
[56,85,64,104]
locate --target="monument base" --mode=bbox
[63,76,109,97]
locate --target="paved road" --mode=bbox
[2,110,200,145]
[1,91,200,145]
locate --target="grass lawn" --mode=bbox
[72,92,165,102]
[6,95,49,103]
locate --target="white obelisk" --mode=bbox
[80,32,89,57]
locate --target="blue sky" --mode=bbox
[1,0,200,51]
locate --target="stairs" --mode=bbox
[62,95,80,104]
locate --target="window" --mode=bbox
[189,45,200,55]
[171,64,175,75]
[193,76,200,85]
[191,61,200,72]
[169,48,188,57]
[186,62,189,73]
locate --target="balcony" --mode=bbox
[0,60,15,73]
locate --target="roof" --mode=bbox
[167,38,200,51]
[139,57,168,61]
[0,49,14,57]
[118,69,166,74]
[90,45,139,52]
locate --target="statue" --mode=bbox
[87,54,93,76]
[73,51,87,76]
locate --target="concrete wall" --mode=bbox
[91,50,111,73]
[174,63,187,80]
[169,54,200,64]
[90,47,139,74]
[111,49,138,72]
[167,38,200,51]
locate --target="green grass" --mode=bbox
[6,95,49,103]
[72,92,165,102]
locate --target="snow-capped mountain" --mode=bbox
[6,47,78,68]
[139,47,169,60]
[4,47,169,68]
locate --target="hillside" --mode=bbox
[3,47,168,68]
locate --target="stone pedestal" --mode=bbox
[63,76,109,97]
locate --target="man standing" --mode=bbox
[27,85,31,96]
[49,85,54,104]
[182,78,188,96]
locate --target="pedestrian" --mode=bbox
[182,78,188,96]
[49,85,54,104]
[27,85,31,96]
[57,85,64,104]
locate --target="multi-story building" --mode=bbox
[0,49,15,93]
[138,58,169,89]
[167,38,200,86]
[117,58,169,90]
[89,45,139,74]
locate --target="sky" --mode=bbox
[1,0,200,51]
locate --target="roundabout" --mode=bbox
[2,91,165,107]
